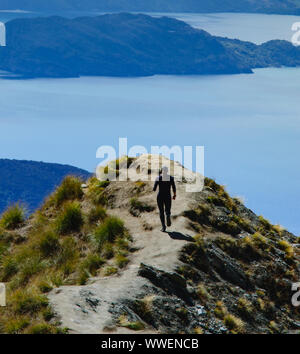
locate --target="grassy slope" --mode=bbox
[0,175,131,333]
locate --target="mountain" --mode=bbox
[0,155,299,334]
[0,13,300,79]
[0,159,91,214]
[1,0,300,15]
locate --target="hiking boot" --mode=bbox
[161,225,166,232]
[167,215,171,227]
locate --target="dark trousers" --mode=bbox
[157,194,172,227]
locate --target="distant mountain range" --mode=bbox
[0,13,299,78]
[0,159,90,214]
[0,0,300,15]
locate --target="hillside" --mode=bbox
[0,155,299,334]
[0,0,300,15]
[0,159,90,214]
[0,14,300,78]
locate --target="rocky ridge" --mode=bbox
[49,155,300,334]
[0,154,299,334]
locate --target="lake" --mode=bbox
[150,12,300,44]
[0,12,299,234]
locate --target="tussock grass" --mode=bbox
[102,243,114,259]
[4,316,30,334]
[214,301,227,319]
[49,176,83,207]
[269,321,279,333]
[205,178,237,212]
[215,234,269,262]
[134,181,146,194]
[88,206,107,224]
[214,220,241,236]
[42,307,55,321]
[186,202,243,236]
[98,180,110,188]
[115,254,129,269]
[79,253,105,283]
[57,237,79,273]
[55,202,83,234]
[232,215,253,233]
[0,204,25,230]
[255,298,276,315]
[184,204,211,225]
[224,314,244,333]
[175,307,189,322]
[273,224,285,236]
[115,237,130,250]
[1,257,19,281]
[38,231,60,257]
[204,177,223,192]
[193,327,203,334]
[18,255,46,285]
[87,177,109,205]
[124,321,145,331]
[103,156,135,174]
[237,297,253,318]
[130,198,154,216]
[196,283,210,301]
[104,266,118,276]
[251,232,269,250]
[206,195,226,207]
[25,323,65,334]
[277,239,294,258]
[258,216,273,232]
[11,289,48,315]
[50,272,64,287]
[118,314,145,331]
[79,254,105,285]
[256,298,265,311]
[38,281,53,294]
[95,216,125,247]
[133,295,155,324]
[256,215,282,239]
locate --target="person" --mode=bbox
[153,166,176,232]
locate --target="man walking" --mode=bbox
[153,166,176,232]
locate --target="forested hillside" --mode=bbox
[0,159,90,214]
[0,0,300,15]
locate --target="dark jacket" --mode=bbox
[153,175,176,197]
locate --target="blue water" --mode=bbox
[150,12,300,44]
[0,12,299,234]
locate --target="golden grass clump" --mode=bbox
[0,204,25,230]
